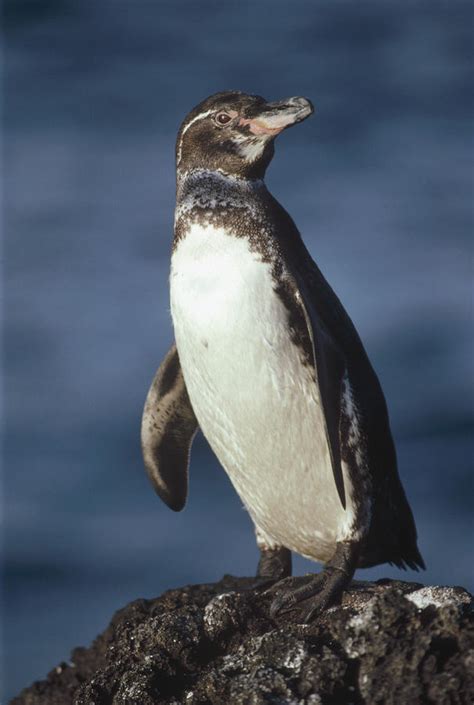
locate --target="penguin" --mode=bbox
[141,91,424,621]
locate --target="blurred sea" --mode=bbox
[3,0,473,699]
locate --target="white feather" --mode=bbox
[234,136,267,163]
[176,110,214,165]
[170,223,357,563]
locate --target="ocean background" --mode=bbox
[3,0,473,699]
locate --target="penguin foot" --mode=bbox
[266,541,358,622]
[245,547,293,592]
[266,572,333,620]
[257,546,292,581]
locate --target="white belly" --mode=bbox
[170,223,355,563]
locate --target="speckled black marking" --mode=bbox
[272,276,313,370]
[175,170,314,373]
[157,344,181,397]
[339,376,372,540]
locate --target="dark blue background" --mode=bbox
[3,0,473,699]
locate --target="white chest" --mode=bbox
[170,223,355,562]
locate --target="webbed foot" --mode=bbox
[266,541,358,622]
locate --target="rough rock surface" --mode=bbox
[11,576,473,705]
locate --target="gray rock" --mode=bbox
[11,576,473,705]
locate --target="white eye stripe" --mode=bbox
[176,109,214,165]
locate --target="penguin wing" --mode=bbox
[267,194,357,509]
[289,270,347,509]
[141,344,198,511]
[294,258,425,568]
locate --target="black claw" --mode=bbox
[269,595,285,619]
[301,594,331,623]
[269,590,298,618]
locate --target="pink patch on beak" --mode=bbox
[238,117,283,136]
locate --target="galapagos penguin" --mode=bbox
[141,91,424,621]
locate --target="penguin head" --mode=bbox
[176,91,314,180]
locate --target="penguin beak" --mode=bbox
[239,97,314,136]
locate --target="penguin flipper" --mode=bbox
[296,277,347,509]
[141,344,198,511]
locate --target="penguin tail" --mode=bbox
[389,543,426,572]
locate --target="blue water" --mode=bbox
[3,0,473,700]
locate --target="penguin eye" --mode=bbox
[215,112,233,126]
